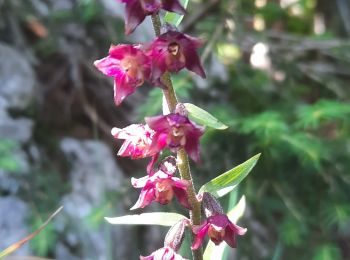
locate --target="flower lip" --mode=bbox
[191,213,247,250]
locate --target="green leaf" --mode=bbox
[164,0,189,26]
[184,103,228,130]
[199,154,261,197]
[203,195,246,260]
[105,212,186,226]
[312,244,341,260]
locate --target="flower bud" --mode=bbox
[164,218,189,252]
[201,192,224,218]
[158,156,177,175]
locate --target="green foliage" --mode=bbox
[296,100,350,129]
[105,212,186,226]
[322,203,350,229]
[0,140,20,172]
[199,154,260,197]
[184,103,228,130]
[280,216,306,246]
[312,244,342,260]
[29,217,57,257]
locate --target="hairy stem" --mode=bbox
[151,14,203,260]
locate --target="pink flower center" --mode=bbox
[208,224,225,245]
[155,179,174,204]
[168,42,180,56]
[120,56,144,86]
[165,42,186,70]
[167,126,186,148]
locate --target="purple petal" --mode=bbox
[147,154,159,174]
[124,0,147,35]
[114,75,137,105]
[108,44,129,59]
[183,46,206,78]
[145,115,170,131]
[209,214,230,229]
[191,224,210,250]
[173,185,191,209]
[94,56,121,76]
[184,136,201,163]
[228,222,248,236]
[117,139,133,157]
[223,226,237,248]
[161,0,186,14]
[130,187,155,210]
[131,176,149,188]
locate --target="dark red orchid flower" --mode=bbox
[191,214,247,250]
[147,28,206,84]
[145,113,205,163]
[94,44,150,105]
[118,0,186,35]
[130,157,191,210]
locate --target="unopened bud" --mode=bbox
[175,103,188,117]
[201,192,224,217]
[164,218,189,252]
[159,156,177,175]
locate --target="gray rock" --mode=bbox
[60,138,121,205]
[0,114,33,144]
[58,138,128,260]
[0,44,36,110]
[0,196,31,256]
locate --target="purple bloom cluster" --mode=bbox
[95,28,205,106]
[95,1,247,259]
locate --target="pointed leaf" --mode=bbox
[164,0,189,26]
[184,103,228,130]
[105,212,186,227]
[0,206,63,259]
[199,154,261,197]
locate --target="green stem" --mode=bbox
[151,14,203,260]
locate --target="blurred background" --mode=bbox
[0,0,350,259]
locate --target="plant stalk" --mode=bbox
[151,14,203,260]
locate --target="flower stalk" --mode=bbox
[151,13,203,260]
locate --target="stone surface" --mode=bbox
[58,138,127,260]
[0,196,31,256]
[0,43,36,110]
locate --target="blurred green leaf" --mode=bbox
[239,112,288,145]
[199,154,261,197]
[105,212,186,226]
[296,100,350,129]
[322,203,350,228]
[0,140,20,172]
[280,216,306,246]
[184,103,228,130]
[312,244,342,260]
[164,0,189,26]
[280,133,324,169]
